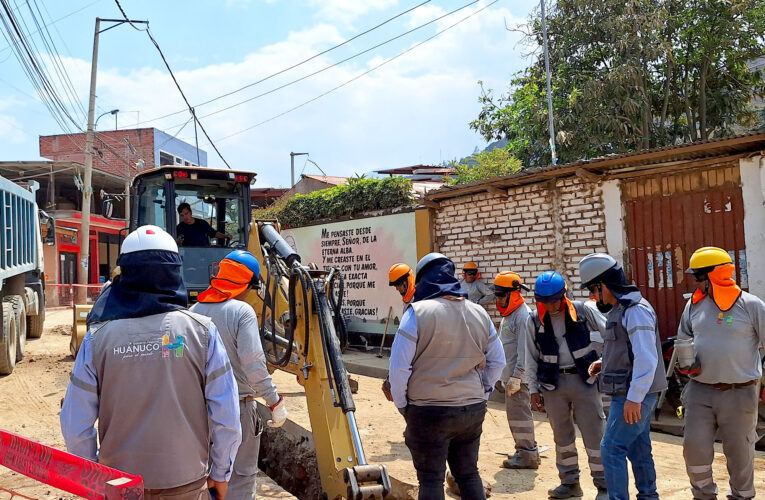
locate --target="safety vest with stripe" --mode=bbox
[532,301,597,390]
[88,309,212,489]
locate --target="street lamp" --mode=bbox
[290,152,308,188]
[95,108,119,130]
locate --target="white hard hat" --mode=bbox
[578,253,618,288]
[120,225,178,255]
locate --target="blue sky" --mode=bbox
[0,0,539,187]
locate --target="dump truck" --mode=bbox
[0,175,49,375]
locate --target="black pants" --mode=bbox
[404,401,487,500]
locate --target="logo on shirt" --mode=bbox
[162,334,185,358]
[716,313,733,326]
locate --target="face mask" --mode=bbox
[596,301,613,313]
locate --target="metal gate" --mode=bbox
[623,163,748,340]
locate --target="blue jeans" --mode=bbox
[600,393,659,500]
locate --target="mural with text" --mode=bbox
[282,212,418,335]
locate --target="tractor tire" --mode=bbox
[0,302,17,375]
[5,295,26,362]
[26,289,44,339]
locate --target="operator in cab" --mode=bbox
[176,202,232,247]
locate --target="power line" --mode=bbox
[113,0,232,169]
[212,0,499,143]
[135,0,432,125]
[161,0,482,130]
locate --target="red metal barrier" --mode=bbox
[0,430,143,499]
[45,284,103,308]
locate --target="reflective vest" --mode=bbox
[532,301,597,390]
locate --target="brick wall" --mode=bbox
[433,176,607,322]
[39,128,156,178]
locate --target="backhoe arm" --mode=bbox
[246,221,391,500]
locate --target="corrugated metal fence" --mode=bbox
[623,164,747,339]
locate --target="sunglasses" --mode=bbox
[464,270,478,276]
[586,284,599,294]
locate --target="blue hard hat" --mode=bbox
[415,252,452,283]
[224,250,260,281]
[534,271,566,302]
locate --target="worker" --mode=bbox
[61,225,241,500]
[388,263,415,305]
[676,247,765,500]
[493,271,539,470]
[190,250,288,499]
[176,202,232,246]
[525,271,607,500]
[579,253,666,500]
[389,252,504,500]
[458,261,493,305]
[383,263,416,402]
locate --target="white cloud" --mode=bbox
[2,2,533,187]
[0,114,26,143]
[308,0,399,26]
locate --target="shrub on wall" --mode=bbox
[253,176,415,227]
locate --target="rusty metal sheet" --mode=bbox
[623,165,747,340]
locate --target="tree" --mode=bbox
[471,0,765,167]
[446,147,523,185]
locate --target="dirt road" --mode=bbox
[0,308,293,499]
[2,308,764,499]
[269,366,765,499]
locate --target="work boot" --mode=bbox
[548,482,583,499]
[595,487,608,500]
[502,453,539,469]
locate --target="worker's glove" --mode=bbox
[381,377,393,402]
[267,395,287,428]
[505,377,522,396]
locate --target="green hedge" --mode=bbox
[254,176,415,228]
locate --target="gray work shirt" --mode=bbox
[458,278,494,305]
[191,299,279,406]
[499,303,532,384]
[677,291,765,385]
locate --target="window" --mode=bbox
[136,175,167,228]
[174,181,245,247]
[159,151,174,166]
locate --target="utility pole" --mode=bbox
[290,152,308,187]
[79,17,147,299]
[540,0,558,165]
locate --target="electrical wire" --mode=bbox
[113,0,233,169]
[135,0,432,125]
[212,0,499,143]
[160,0,481,130]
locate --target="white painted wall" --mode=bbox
[602,179,626,265]
[741,155,765,298]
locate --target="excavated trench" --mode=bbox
[255,403,416,500]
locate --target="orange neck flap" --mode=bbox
[198,259,253,303]
[537,297,577,321]
[497,291,525,317]
[692,263,741,311]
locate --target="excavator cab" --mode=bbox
[130,166,254,300]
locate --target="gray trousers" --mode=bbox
[228,399,263,500]
[682,380,758,500]
[506,383,538,461]
[541,373,606,488]
[144,477,210,500]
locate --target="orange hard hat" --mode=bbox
[463,261,479,271]
[493,271,529,292]
[389,263,415,303]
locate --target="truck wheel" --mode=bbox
[5,296,26,361]
[0,302,17,375]
[26,289,44,339]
